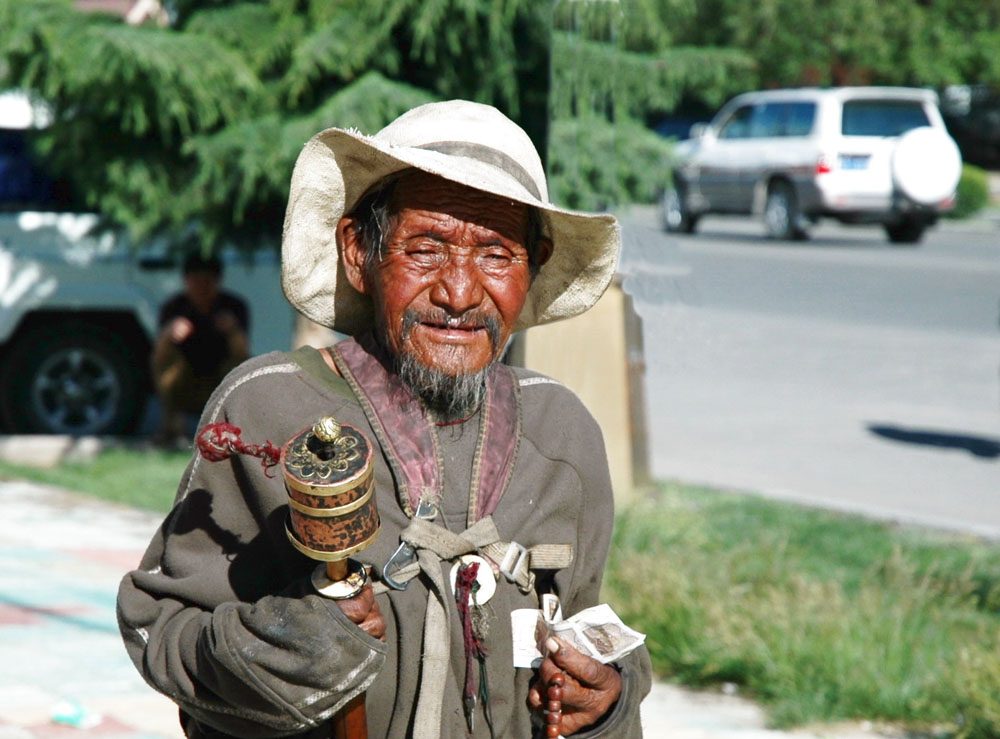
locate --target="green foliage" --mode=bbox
[182,73,435,243]
[8,0,995,240]
[671,0,1000,89]
[0,0,550,247]
[955,646,1000,739]
[605,483,1000,734]
[0,447,188,511]
[948,164,991,220]
[551,33,756,120]
[548,115,673,211]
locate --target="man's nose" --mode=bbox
[429,253,485,315]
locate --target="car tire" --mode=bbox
[885,217,926,245]
[764,181,808,240]
[0,321,145,436]
[661,186,698,234]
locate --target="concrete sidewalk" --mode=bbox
[0,476,895,739]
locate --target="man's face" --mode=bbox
[353,171,536,379]
[183,270,220,314]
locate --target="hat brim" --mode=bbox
[281,127,620,336]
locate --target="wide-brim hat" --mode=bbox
[281,100,620,335]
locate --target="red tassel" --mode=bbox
[195,422,281,477]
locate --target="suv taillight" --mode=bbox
[815,155,832,175]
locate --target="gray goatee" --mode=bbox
[389,309,502,422]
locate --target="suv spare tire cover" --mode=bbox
[891,126,962,206]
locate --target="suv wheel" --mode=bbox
[764,181,808,240]
[662,186,698,234]
[0,322,145,435]
[885,217,927,245]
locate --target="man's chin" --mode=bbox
[393,344,494,421]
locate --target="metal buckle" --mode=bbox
[499,541,529,583]
[381,499,438,591]
[382,542,417,590]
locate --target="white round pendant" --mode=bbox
[449,554,496,606]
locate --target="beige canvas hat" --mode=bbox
[281,99,621,336]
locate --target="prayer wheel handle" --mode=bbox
[195,417,376,739]
[282,415,380,739]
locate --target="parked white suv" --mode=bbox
[0,92,296,436]
[0,214,296,436]
[663,87,962,243]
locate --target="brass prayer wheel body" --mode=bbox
[282,417,379,561]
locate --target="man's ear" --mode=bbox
[338,216,369,295]
[533,236,553,270]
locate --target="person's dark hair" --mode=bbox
[182,253,223,277]
[350,176,400,279]
[348,169,548,279]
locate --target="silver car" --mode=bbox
[663,87,962,243]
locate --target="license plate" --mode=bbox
[839,154,870,170]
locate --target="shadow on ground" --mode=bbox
[867,423,1000,459]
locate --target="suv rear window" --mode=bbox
[841,100,930,137]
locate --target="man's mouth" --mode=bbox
[402,309,501,348]
[423,316,485,333]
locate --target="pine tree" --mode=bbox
[0,0,755,245]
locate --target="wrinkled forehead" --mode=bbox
[387,170,533,244]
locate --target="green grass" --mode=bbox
[0,445,188,512]
[605,483,1000,737]
[3,449,999,737]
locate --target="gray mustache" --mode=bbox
[402,309,502,349]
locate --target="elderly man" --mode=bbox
[118,100,651,738]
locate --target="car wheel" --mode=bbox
[661,186,698,234]
[885,217,926,245]
[0,321,145,435]
[764,182,807,240]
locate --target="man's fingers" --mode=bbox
[544,637,611,688]
[358,609,386,641]
[526,686,542,709]
[334,582,376,625]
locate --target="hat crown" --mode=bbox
[375,100,549,202]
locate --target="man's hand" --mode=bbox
[334,582,386,642]
[528,636,622,735]
[167,316,194,343]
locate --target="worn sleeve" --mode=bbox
[116,359,385,737]
[549,388,653,738]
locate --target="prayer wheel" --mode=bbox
[281,415,379,739]
[282,415,380,566]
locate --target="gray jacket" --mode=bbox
[117,349,651,737]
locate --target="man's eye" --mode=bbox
[406,245,445,260]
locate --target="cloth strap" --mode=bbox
[378,516,572,738]
[371,516,574,597]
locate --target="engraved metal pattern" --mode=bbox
[284,426,366,483]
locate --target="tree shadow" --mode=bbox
[867,423,1000,459]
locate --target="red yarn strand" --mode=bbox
[195,422,281,477]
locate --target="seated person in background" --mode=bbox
[151,253,249,445]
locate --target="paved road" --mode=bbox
[619,208,1000,538]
